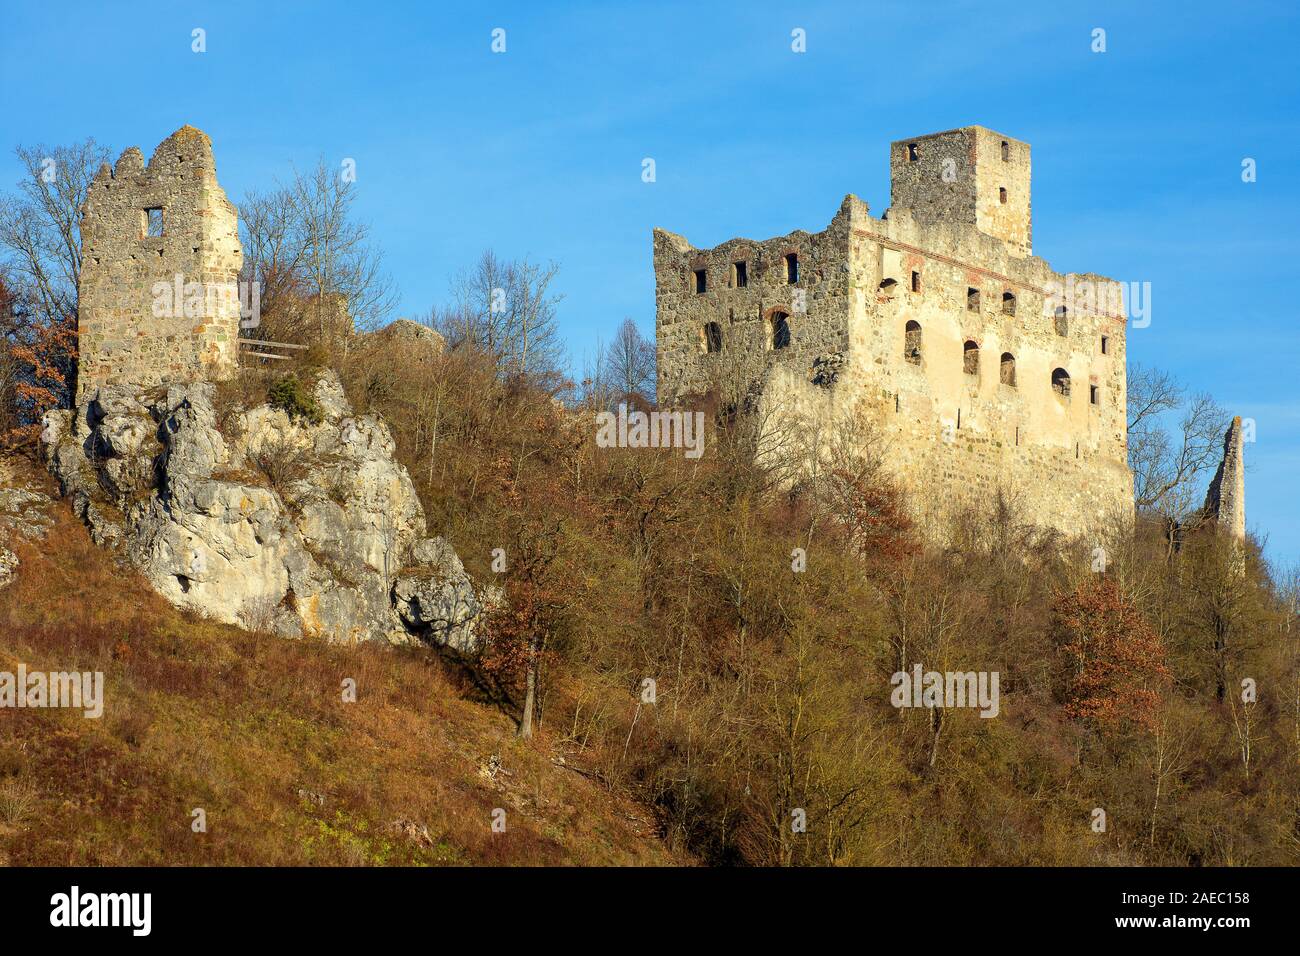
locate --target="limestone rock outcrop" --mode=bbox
[41,369,490,650]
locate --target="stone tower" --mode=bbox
[653,126,1133,542]
[77,126,243,403]
[1204,416,1246,540]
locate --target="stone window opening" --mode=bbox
[1000,352,1016,387]
[703,321,723,354]
[770,311,791,350]
[784,253,799,284]
[910,271,921,293]
[998,187,1008,204]
[144,207,164,238]
[1052,367,1071,398]
[1054,306,1069,337]
[1090,384,1100,405]
[963,340,980,376]
[733,260,748,288]
[907,143,919,162]
[879,277,898,298]
[967,287,980,311]
[1001,140,1010,161]
[693,268,707,294]
[1100,334,1109,355]
[904,320,922,365]
[1002,291,1016,315]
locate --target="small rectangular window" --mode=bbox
[1001,140,1010,162]
[1090,385,1100,405]
[144,207,164,238]
[693,269,707,294]
[733,260,748,288]
[910,271,921,293]
[1100,335,1109,355]
[998,187,1008,204]
[907,143,919,162]
[785,253,798,284]
[967,287,980,311]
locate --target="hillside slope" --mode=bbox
[0,458,683,866]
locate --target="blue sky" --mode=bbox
[3,0,1298,566]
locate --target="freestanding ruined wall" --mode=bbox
[654,126,1134,542]
[77,126,242,403]
[1204,417,1246,540]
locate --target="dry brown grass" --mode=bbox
[0,503,685,866]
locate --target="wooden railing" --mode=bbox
[238,338,309,362]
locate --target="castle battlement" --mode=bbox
[653,127,1134,541]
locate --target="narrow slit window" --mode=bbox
[907,143,919,162]
[1001,140,1010,162]
[911,271,921,293]
[1100,335,1109,355]
[703,321,723,354]
[998,187,1008,204]
[770,311,791,350]
[733,260,748,288]
[785,253,798,284]
[904,320,922,366]
[1089,384,1100,405]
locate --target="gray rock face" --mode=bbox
[42,370,491,650]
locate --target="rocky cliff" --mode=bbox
[40,369,491,651]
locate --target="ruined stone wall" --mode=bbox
[654,127,1134,543]
[77,126,242,403]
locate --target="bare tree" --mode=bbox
[239,159,396,339]
[1127,363,1229,521]
[0,138,109,417]
[603,317,655,406]
[443,250,564,377]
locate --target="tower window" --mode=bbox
[911,271,921,293]
[1089,384,1100,405]
[693,269,707,294]
[733,260,748,288]
[144,207,164,238]
[703,321,723,354]
[770,311,791,350]
[1001,291,1016,315]
[879,277,898,298]
[784,253,799,284]
[967,287,980,311]
[1000,352,1016,387]
[1054,307,1069,337]
[1001,140,1010,162]
[904,320,922,366]
[907,143,919,162]
[963,340,980,376]
[998,187,1008,204]
[1100,335,1109,355]
[1051,367,1071,398]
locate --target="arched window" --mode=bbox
[999,352,1016,386]
[1052,367,1071,397]
[1054,306,1069,337]
[702,321,722,354]
[1002,291,1016,315]
[963,340,980,376]
[879,277,898,298]
[904,320,922,365]
[770,311,791,350]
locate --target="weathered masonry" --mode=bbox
[654,126,1135,540]
[77,126,242,403]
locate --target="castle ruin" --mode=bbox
[654,126,1136,541]
[77,126,243,403]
